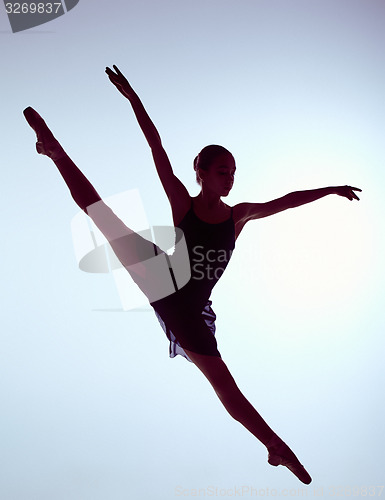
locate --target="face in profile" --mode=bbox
[199,154,236,197]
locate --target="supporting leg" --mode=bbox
[184,348,275,444]
[183,348,312,484]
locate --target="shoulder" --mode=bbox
[232,202,257,223]
[231,202,266,240]
[232,202,269,221]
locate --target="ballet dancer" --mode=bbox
[23,65,361,485]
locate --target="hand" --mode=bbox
[105,65,135,100]
[335,185,362,201]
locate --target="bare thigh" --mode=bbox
[86,199,167,299]
[182,348,238,394]
[86,199,158,264]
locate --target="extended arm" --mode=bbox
[237,185,361,223]
[106,65,162,149]
[105,65,189,208]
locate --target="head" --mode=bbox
[193,145,236,197]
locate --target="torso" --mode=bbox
[166,196,235,308]
[151,195,246,314]
[173,196,246,241]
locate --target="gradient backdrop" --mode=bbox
[1,1,384,499]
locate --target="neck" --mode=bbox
[197,189,223,209]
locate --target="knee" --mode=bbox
[186,351,238,394]
[207,366,238,397]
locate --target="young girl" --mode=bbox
[23,65,361,485]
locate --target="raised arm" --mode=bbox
[105,65,190,218]
[236,186,361,225]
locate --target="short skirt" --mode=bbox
[152,299,220,362]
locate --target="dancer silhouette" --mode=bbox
[23,65,361,485]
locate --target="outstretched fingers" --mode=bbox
[338,185,362,201]
[113,64,123,76]
[349,186,362,201]
[105,67,116,82]
[105,64,133,99]
[105,65,125,81]
[105,66,118,81]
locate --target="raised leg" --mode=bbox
[183,348,312,484]
[23,107,161,290]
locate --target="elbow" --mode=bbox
[283,193,298,210]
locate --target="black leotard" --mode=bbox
[151,198,235,360]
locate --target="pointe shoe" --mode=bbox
[23,107,65,160]
[267,437,312,485]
